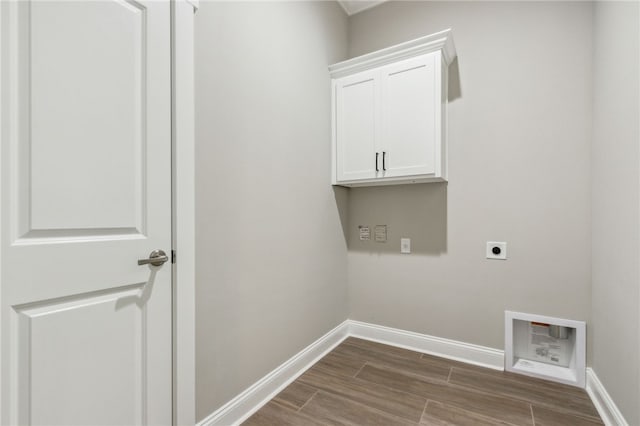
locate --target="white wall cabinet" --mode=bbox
[330,30,456,186]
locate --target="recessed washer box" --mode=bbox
[505,311,586,388]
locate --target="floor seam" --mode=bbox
[314,388,425,425]
[419,399,431,424]
[352,360,368,378]
[530,404,536,426]
[297,390,319,413]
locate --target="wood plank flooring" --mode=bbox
[243,337,603,426]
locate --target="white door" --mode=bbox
[380,53,438,178]
[0,1,172,425]
[335,69,379,182]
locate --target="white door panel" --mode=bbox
[29,1,145,231]
[381,54,437,178]
[16,286,145,425]
[336,70,378,182]
[1,1,172,425]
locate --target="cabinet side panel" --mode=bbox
[440,53,447,180]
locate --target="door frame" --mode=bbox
[172,0,197,424]
[0,0,197,424]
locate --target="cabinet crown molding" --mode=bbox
[329,29,456,78]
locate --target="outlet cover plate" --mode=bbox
[400,238,411,254]
[486,241,507,260]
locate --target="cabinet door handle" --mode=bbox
[375,152,379,172]
[382,151,386,171]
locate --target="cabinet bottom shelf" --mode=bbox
[334,175,447,187]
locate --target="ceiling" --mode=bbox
[337,0,388,16]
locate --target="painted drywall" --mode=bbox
[347,2,593,350]
[591,1,640,424]
[194,2,349,420]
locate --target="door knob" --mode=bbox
[138,249,169,267]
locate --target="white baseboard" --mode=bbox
[348,320,505,371]
[197,320,350,426]
[197,319,505,425]
[585,368,628,426]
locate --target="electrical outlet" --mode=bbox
[401,238,411,254]
[486,242,507,260]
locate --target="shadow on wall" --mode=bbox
[449,57,462,101]
[345,183,448,255]
[333,185,350,243]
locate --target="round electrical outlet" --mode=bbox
[486,242,507,260]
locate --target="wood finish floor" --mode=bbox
[243,337,603,426]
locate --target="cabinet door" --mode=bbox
[335,70,379,182]
[380,53,439,178]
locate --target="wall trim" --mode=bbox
[348,320,505,371]
[197,320,505,425]
[585,368,629,426]
[197,321,350,426]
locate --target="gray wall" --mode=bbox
[194,2,349,420]
[194,1,638,422]
[347,1,593,350]
[591,2,640,424]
